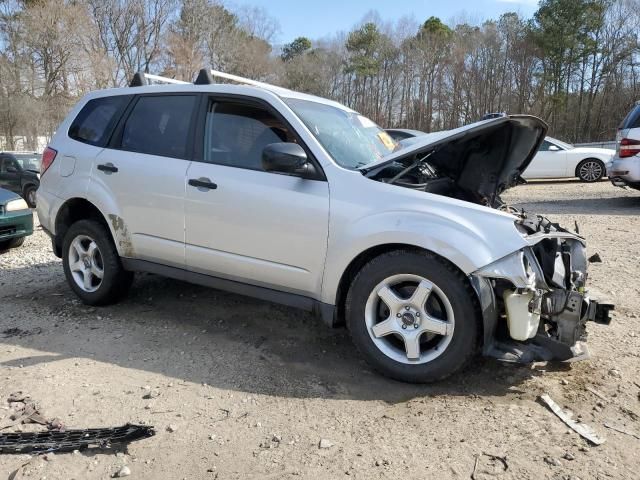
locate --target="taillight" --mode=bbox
[41,147,57,174]
[619,138,640,158]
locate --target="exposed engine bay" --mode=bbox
[364,136,614,363]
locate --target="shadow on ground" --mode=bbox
[0,261,543,404]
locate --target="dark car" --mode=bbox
[0,187,33,251]
[0,151,41,207]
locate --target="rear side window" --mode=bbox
[620,104,640,130]
[120,95,197,159]
[69,95,131,146]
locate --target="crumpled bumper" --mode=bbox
[470,232,614,363]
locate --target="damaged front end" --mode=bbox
[472,212,614,363]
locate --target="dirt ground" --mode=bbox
[0,180,639,480]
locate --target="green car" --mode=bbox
[0,187,33,250]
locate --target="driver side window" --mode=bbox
[203,100,295,170]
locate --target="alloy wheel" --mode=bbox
[68,234,104,293]
[579,160,603,182]
[364,274,455,364]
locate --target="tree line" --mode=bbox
[1,0,639,150]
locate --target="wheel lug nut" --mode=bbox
[396,313,401,318]
[401,324,407,330]
[414,324,419,329]
[415,312,420,317]
[405,306,410,310]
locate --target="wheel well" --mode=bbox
[53,198,110,257]
[334,244,464,325]
[575,157,604,177]
[22,183,37,194]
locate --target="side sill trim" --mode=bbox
[121,258,337,326]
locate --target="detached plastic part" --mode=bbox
[0,423,155,454]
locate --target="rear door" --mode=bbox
[184,96,329,296]
[91,94,199,267]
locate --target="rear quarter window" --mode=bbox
[620,103,640,130]
[69,95,131,147]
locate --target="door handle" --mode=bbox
[188,177,217,190]
[97,163,118,173]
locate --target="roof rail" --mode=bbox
[128,69,291,96]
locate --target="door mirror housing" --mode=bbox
[548,145,561,151]
[262,143,317,179]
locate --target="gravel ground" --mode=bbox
[0,180,639,480]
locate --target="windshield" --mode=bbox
[13,154,41,171]
[285,98,400,169]
[548,137,574,150]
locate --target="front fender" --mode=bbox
[321,208,529,304]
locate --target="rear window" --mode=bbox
[120,95,197,159]
[69,95,131,146]
[620,103,640,130]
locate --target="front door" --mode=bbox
[525,140,567,178]
[184,97,330,296]
[91,94,199,267]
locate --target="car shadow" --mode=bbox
[0,261,545,404]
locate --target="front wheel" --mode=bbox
[62,219,133,305]
[0,237,25,251]
[576,159,605,182]
[345,250,480,383]
[23,185,37,208]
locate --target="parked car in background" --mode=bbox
[0,151,41,207]
[0,187,33,251]
[522,137,614,182]
[609,101,640,190]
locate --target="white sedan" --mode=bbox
[522,137,614,182]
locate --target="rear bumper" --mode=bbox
[0,210,34,241]
[609,155,640,187]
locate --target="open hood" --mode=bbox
[362,115,548,205]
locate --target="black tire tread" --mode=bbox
[62,219,133,306]
[345,248,481,383]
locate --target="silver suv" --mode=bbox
[610,101,640,189]
[37,70,612,383]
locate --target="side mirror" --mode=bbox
[262,143,317,179]
[548,145,561,151]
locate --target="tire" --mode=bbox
[576,159,605,182]
[0,237,24,251]
[345,250,480,383]
[23,185,37,208]
[62,219,133,305]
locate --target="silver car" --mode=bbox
[36,70,612,383]
[610,101,640,190]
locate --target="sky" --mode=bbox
[237,0,540,44]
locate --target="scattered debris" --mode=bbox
[1,327,42,338]
[471,452,508,479]
[620,406,639,421]
[603,423,640,440]
[608,368,621,379]
[142,390,161,400]
[544,456,562,467]
[561,379,569,385]
[563,452,576,461]
[167,424,178,433]
[588,253,602,263]
[318,438,334,449]
[585,386,608,402]
[0,424,155,454]
[539,394,606,445]
[114,465,132,477]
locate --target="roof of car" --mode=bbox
[84,83,356,114]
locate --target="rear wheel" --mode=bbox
[576,159,605,182]
[345,250,479,383]
[62,219,133,305]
